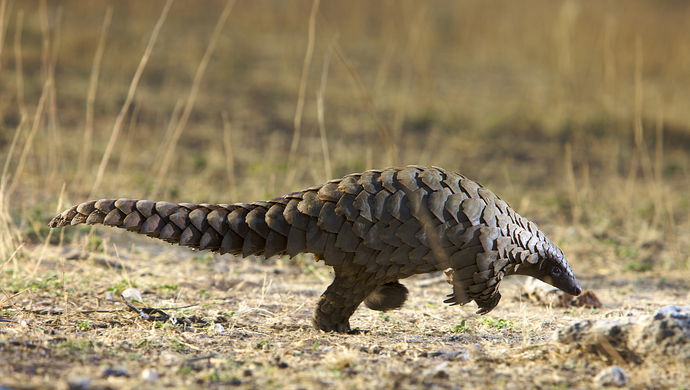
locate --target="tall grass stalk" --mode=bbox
[285,0,320,192]
[391,3,427,141]
[13,9,26,119]
[222,111,237,200]
[149,0,236,199]
[0,6,24,257]
[115,103,141,179]
[32,183,65,274]
[321,18,398,166]
[316,38,333,181]
[78,6,113,182]
[151,99,183,178]
[89,0,173,199]
[7,78,53,200]
[41,1,63,190]
[0,0,10,73]
[564,143,581,226]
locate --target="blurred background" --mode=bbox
[0,0,688,273]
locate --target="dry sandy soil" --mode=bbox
[1,230,689,389]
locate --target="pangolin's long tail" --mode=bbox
[48,196,324,259]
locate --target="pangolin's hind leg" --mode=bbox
[363,281,409,311]
[313,274,378,333]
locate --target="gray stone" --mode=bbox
[555,305,690,362]
[67,376,91,390]
[593,365,628,387]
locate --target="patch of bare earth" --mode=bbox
[1,232,688,389]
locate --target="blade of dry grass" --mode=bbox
[632,36,659,223]
[0,0,10,73]
[372,44,396,99]
[630,36,669,248]
[664,196,684,268]
[89,0,173,199]
[285,0,320,192]
[0,186,21,265]
[1,63,48,261]
[0,114,25,261]
[149,0,236,199]
[650,97,683,268]
[1,3,25,198]
[13,9,27,119]
[0,244,22,279]
[39,0,49,81]
[7,78,53,200]
[320,15,398,166]
[392,3,427,140]
[43,2,63,188]
[78,6,113,181]
[564,143,581,225]
[221,111,237,200]
[60,256,68,322]
[654,97,663,187]
[115,103,141,179]
[602,16,616,111]
[0,117,25,194]
[316,38,333,181]
[32,183,65,274]
[151,99,183,176]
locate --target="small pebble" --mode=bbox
[141,368,159,382]
[213,324,225,334]
[594,365,628,387]
[67,376,91,390]
[102,367,129,378]
[121,288,143,301]
[436,349,470,361]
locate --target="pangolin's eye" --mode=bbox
[551,267,562,277]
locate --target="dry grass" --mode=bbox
[1,1,689,388]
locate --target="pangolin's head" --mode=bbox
[514,242,582,296]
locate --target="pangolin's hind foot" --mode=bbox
[313,274,377,333]
[363,281,409,311]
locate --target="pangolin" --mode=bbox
[50,166,582,333]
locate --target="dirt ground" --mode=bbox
[1,230,689,389]
[1,1,690,389]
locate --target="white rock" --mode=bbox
[213,324,225,334]
[141,368,159,382]
[594,365,628,387]
[121,288,143,301]
[66,376,91,390]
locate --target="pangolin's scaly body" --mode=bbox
[50,166,581,332]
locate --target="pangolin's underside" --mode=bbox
[50,166,582,332]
